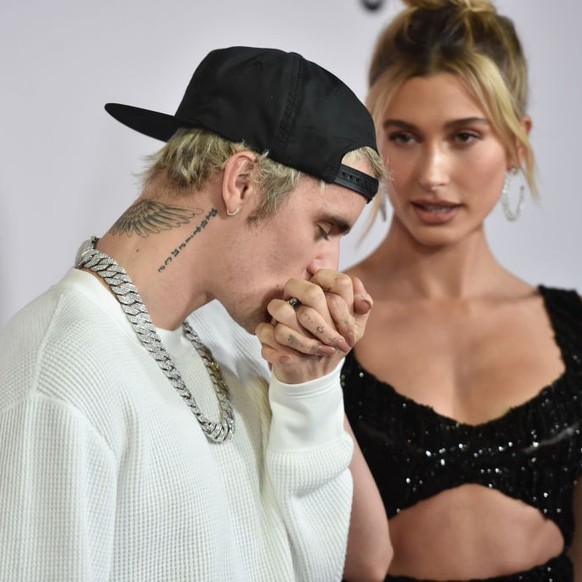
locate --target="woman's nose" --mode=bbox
[418,144,449,192]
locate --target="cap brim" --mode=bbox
[105,103,186,142]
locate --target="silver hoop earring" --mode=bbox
[501,168,524,222]
[379,191,388,222]
[226,207,240,217]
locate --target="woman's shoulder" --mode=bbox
[538,284,582,304]
[537,284,582,330]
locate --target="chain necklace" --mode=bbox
[75,237,234,443]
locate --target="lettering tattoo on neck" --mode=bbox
[110,199,202,238]
[158,208,218,273]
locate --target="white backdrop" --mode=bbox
[1,0,581,330]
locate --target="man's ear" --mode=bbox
[221,151,258,217]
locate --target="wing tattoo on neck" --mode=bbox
[110,199,202,237]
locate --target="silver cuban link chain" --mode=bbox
[75,236,234,443]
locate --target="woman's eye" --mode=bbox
[387,131,415,145]
[454,131,479,144]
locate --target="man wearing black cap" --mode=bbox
[0,46,386,580]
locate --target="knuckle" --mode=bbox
[325,292,344,310]
[334,273,353,292]
[298,308,329,336]
[274,325,296,347]
[302,284,325,305]
[255,323,267,339]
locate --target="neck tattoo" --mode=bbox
[75,236,234,443]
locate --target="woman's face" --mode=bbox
[379,73,511,247]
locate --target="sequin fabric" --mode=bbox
[341,286,582,550]
[385,552,572,581]
[384,554,574,582]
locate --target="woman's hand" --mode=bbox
[255,270,373,384]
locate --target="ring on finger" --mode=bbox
[287,297,302,310]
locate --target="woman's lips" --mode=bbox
[411,200,461,225]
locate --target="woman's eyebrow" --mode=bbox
[382,117,489,131]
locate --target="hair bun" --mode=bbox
[402,0,496,13]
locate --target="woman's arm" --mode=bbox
[343,418,392,582]
[568,480,582,580]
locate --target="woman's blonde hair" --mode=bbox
[368,0,537,201]
[142,128,384,222]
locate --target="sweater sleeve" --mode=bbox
[0,395,117,582]
[266,360,354,582]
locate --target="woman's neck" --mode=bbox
[353,221,522,301]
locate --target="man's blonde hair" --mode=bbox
[142,128,385,221]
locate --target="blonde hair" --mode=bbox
[142,127,385,222]
[368,0,537,198]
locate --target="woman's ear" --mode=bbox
[221,151,257,217]
[509,115,533,169]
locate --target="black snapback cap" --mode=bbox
[105,46,379,201]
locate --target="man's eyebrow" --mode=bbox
[383,117,489,131]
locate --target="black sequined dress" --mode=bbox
[341,286,582,581]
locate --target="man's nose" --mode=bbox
[307,238,341,277]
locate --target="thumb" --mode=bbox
[352,276,373,316]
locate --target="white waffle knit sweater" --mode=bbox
[0,269,353,581]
